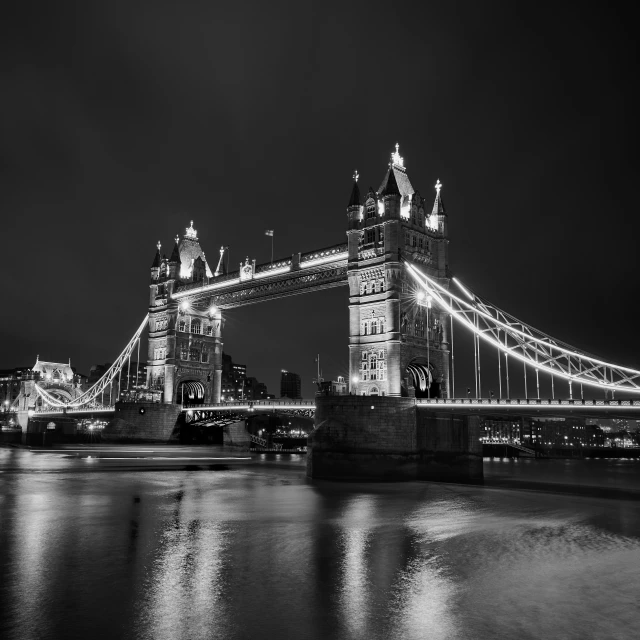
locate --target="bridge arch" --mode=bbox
[177,380,206,405]
[406,358,440,398]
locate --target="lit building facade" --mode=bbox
[347,145,450,397]
[147,222,222,404]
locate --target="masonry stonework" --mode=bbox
[307,396,483,483]
[347,146,451,398]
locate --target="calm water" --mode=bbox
[1,449,639,640]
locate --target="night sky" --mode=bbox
[1,1,637,399]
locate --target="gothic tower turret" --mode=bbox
[347,144,451,398]
[347,171,362,230]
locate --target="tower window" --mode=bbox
[366,229,375,244]
[192,320,201,334]
[366,206,375,219]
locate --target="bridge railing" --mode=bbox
[416,398,640,407]
[183,399,316,411]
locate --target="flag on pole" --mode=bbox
[265,229,274,236]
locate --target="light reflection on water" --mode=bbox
[1,449,639,640]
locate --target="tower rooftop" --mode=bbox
[378,143,414,197]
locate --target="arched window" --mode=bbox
[362,322,368,335]
[370,386,379,396]
[379,318,385,333]
[178,320,186,332]
[360,281,366,295]
[192,320,201,335]
[189,348,200,361]
[205,325,213,336]
[201,351,209,363]
[371,320,377,335]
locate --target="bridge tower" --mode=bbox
[347,145,451,397]
[147,222,223,404]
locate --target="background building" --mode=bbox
[319,376,348,396]
[280,370,301,399]
[221,352,271,401]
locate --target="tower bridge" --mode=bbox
[13,143,640,480]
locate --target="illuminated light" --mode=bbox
[435,179,442,195]
[353,170,359,182]
[208,305,218,317]
[377,201,385,215]
[416,291,425,302]
[180,301,190,311]
[408,263,640,394]
[300,251,348,269]
[187,410,193,417]
[185,220,198,239]
[452,277,475,301]
[391,142,404,168]
[254,265,290,279]
[172,277,241,299]
[352,376,359,384]
[28,410,34,417]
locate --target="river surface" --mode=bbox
[1,449,639,640]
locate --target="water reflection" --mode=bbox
[135,488,230,640]
[1,451,639,640]
[338,495,374,639]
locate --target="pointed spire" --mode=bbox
[151,241,161,268]
[185,220,198,239]
[391,142,404,168]
[348,170,361,207]
[432,179,445,215]
[169,235,180,263]
[379,165,400,196]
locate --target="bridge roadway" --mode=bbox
[32,397,640,420]
[182,397,640,420]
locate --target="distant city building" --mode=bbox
[319,376,348,396]
[88,363,112,387]
[221,353,270,401]
[0,367,33,408]
[481,416,605,448]
[281,370,301,399]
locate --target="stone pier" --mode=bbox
[103,401,183,442]
[307,396,483,483]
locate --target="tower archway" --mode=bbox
[406,358,440,398]
[177,380,206,405]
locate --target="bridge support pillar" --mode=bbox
[307,396,483,483]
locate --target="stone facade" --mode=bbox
[308,396,483,482]
[347,146,451,398]
[147,223,222,404]
[103,401,183,442]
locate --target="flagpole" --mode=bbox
[271,233,274,264]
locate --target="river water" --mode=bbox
[1,449,639,640]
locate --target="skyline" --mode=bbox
[1,1,638,398]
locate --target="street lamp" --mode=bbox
[352,375,359,395]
